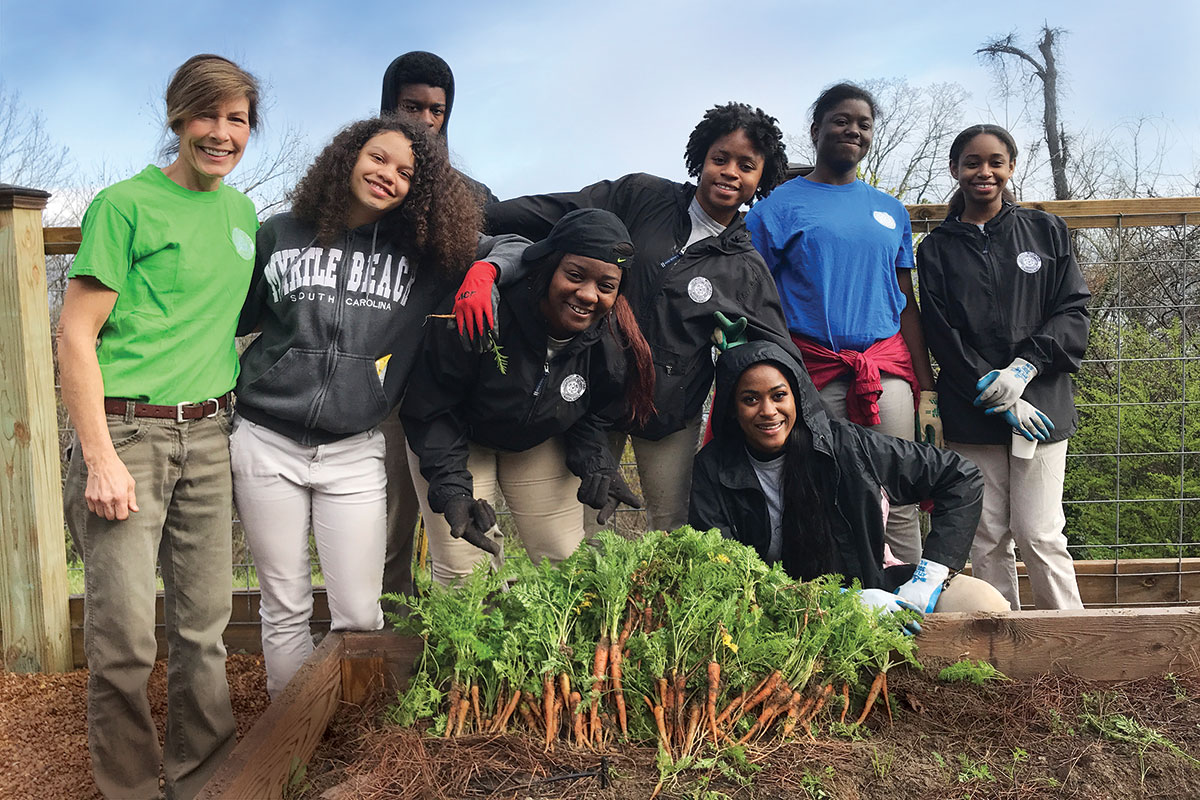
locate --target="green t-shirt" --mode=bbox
[70,165,258,405]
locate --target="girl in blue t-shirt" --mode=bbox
[745,82,938,565]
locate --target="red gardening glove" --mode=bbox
[453,261,499,345]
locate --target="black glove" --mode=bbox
[443,496,501,555]
[577,471,642,525]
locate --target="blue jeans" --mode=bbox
[65,409,236,800]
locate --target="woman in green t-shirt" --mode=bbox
[58,54,260,800]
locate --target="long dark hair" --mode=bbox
[289,115,481,274]
[530,248,656,427]
[731,361,842,581]
[946,124,1020,219]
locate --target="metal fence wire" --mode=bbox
[49,204,1200,602]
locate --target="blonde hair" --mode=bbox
[164,54,260,152]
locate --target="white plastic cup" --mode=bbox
[1011,430,1038,459]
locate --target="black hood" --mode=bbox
[380,51,455,139]
[711,340,831,449]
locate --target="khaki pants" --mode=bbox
[64,411,236,800]
[819,376,922,563]
[948,439,1082,610]
[408,437,586,585]
[586,415,704,535]
[379,411,420,596]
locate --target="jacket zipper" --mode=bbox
[524,359,551,425]
[304,230,351,430]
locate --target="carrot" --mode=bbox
[543,673,555,749]
[652,704,672,760]
[618,606,635,648]
[706,661,721,745]
[570,690,586,748]
[685,703,702,752]
[737,687,789,745]
[840,682,851,724]
[881,672,893,724]
[444,680,461,739]
[779,691,807,740]
[470,684,482,734]
[731,670,782,730]
[494,689,522,733]
[558,672,572,712]
[807,682,835,724]
[518,697,540,734]
[590,634,610,744]
[715,687,748,728]
[658,677,672,742]
[673,672,687,748]
[454,697,470,736]
[610,639,628,738]
[854,672,886,726]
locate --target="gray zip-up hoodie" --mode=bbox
[235,211,527,445]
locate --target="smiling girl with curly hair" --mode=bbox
[232,115,528,697]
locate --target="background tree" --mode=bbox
[977,26,1072,200]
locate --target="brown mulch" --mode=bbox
[300,666,1200,800]
[0,654,270,800]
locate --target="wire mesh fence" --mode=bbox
[44,199,1200,602]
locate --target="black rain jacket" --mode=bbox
[688,341,982,588]
[486,173,797,440]
[917,204,1091,444]
[400,274,626,512]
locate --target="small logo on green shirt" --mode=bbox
[232,227,255,261]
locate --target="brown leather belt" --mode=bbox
[103,394,230,422]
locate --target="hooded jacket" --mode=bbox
[486,173,796,440]
[401,272,628,512]
[688,341,982,589]
[380,51,498,204]
[235,211,527,445]
[917,204,1091,445]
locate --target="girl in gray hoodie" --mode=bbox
[232,116,527,696]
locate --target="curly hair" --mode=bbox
[683,102,789,200]
[289,115,481,276]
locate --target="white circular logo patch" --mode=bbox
[231,227,255,261]
[687,276,713,304]
[1016,251,1043,274]
[560,374,587,402]
[873,210,897,230]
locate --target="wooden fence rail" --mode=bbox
[5,189,1200,674]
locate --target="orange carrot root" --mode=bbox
[444,681,461,739]
[518,697,539,733]
[706,661,721,745]
[470,684,481,733]
[570,690,586,747]
[590,634,610,744]
[653,704,673,760]
[779,691,807,739]
[610,639,628,738]
[854,673,886,726]
[840,682,850,725]
[454,697,470,736]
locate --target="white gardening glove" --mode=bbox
[895,559,951,614]
[857,588,923,636]
[986,399,1054,441]
[974,358,1037,410]
[917,390,944,448]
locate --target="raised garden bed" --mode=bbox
[198,607,1200,799]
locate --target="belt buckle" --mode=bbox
[176,401,189,423]
[204,397,220,419]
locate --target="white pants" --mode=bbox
[948,438,1082,610]
[408,436,586,586]
[230,416,386,697]
[819,376,922,563]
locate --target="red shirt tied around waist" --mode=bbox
[791,330,921,426]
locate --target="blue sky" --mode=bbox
[4,0,1199,207]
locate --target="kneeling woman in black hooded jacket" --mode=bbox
[403,209,655,584]
[689,340,1009,623]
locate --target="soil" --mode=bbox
[301,666,1200,800]
[6,656,1200,800]
[0,654,270,800]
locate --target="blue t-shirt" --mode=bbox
[745,177,913,352]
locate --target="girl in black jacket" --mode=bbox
[917,124,1090,610]
[484,102,795,534]
[402,209,655,584]
[689,340,1009,623]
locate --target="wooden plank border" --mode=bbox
[198,632,347,800]
[198,608,1200,797]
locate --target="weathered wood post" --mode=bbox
[0,184,72,673]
